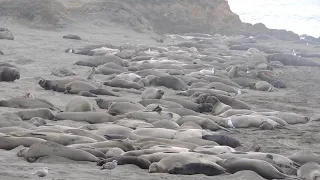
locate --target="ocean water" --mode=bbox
[227,0,320,37]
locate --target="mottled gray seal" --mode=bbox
[149,154,223,174]
[65,96,93,112]
[0,66,20,82]
[202,134,241,148]
[11,131,97,146]
[108,102,145,116]
[14,108,54,120]
[51,67,75,77]
[267,53,320,67]
[138,99,183,108]
[97,156,151,169]
[297,162,320,180]
[0,134,46,150]
[168,162,227,176]
[0,97,58,110]
[217,157,297,179]
[54,112,115,123]
[104,78,143,90]
[142,88,165,99]
[38,77,88,92]
[148,75,188,91]
[17,141,99,162]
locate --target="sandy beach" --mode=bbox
[1,0,320,180]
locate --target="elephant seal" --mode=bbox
[95,98,135,109]
[38,77,88,92]
[11,131,97,146]
[104,78,143,90]
[63,34,81,40]
[54,112,115,123]
[176,116,225,131]
[51,68,75,77]
[17,141,99,162]
[267,53,320,67]
[168,162,227,176]
[0,97,58,110]
[218,115,280,129]
[297,162,320,180]
[256,111,309,125]
[78,91,97,97]
[289,150,320,165]
[196,94,251,110]
[149,154,224,174]
[218,109,254,118]
[217,157,296,179]
[65,81,96,94]
[193,145,236,155]
[206,82,241,94]
[106,147,125,158]
[206,96,232,115]
[80,148,107,159]
[114,119,153,129]
[28,117,47,126]
[162,97,199,112]
[202,134,242,148]
[138,99,183,108]
[148,75,188,91]
[152,120,179,129]
[0,134,46,150]
[63,128,106,142]
[133,128,177,139]
[254,81,275,92]
[134,137,198,150]
[65,96,93,112]
[142,88,165,99]
[97,156,151,169]
[177,88,229,97]
[14,108,54,120]
[108,102,145,116]
[0,66,20,82]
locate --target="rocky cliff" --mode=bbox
[0,0,301,40]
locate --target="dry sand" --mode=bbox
[1,1,320,180]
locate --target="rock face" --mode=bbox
[0,0,300,40]
[122,0,242,35]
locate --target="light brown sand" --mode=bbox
[1,1,320,180]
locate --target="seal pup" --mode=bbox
[101,160,118,171]
[65,96,93,112]
[297,162,320,180]
[0,66,20,82]
[32,167,49,178]
[142,88,165,99]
